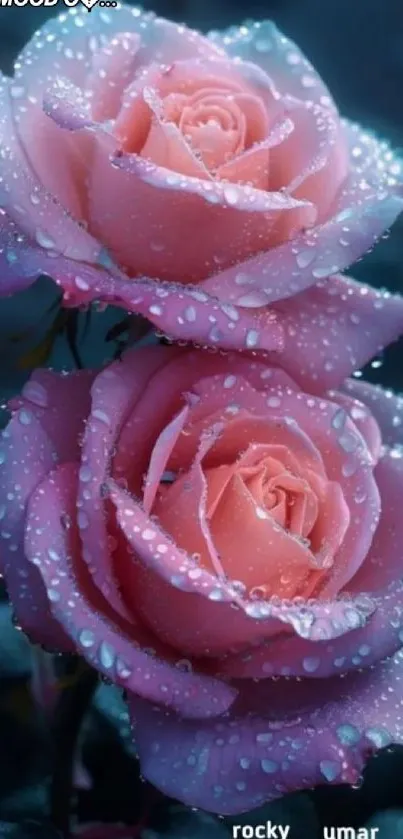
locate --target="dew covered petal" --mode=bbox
[13,6,224,102]
[347,446,403,592]
[90,143,314,284]
[268,275,403,393]
[59,270,284,353]
[215,579,403,680]
[25,462,237,719]
[209,20,336,110]
[0,422,66,650]
[200,122,403,308]
[110,479,376,657]
[0,368,94,649]
[130,646,403,813]
[0,76,102,266]
[343,379,403,447]
[9,367,95,458]
[0,211,284,351]
[76,349,169,622]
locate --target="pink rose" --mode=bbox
[1,7,402,353]
[2,314,403,814]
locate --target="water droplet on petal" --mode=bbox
[99,641,115,669]
[256,732,273,744]
[79,465,92,483]
[312,265,339,279]
[19,409,32,426]
[79,629,95,648]
[296,249,316,269]
[223,185,239,205]
[331,408,347,430]
[261,759,278,774]
[237,291,269,307]
[246,329,259,348]
[116,658,132,679]
[365,726,390,748]
[337,724,361,746]
[184,305,197,323]
[320,760,341,781]
[35,230,56,249]
[75,276,90,292]
[303,656,320,673]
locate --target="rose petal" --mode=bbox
[43,78,95,132]
[217,116,294,191]
[111,480,376,656]
[153,423,227,579]
[210,472,319,596]
[76,348,170,621]
[210,20,335,110]
[115,57,251,152]
[269,99,349,221]
[138,87,212,179]
[70,264,283,355]
[304,476,350,571]
[115,360,378,602]
[273,391,380,596]
[42,57,311,284]
[87,33,142,122]
[14,7,224,102]
[91,139,314,281]
[0,215,283,350]
[9,368,95,457]
[217,444,403,678]
[347,446,403,592]
[268,274,403,393]
[143,405,190,514]
[168,373,380,596]
[8,7,224,256]
[0,76,102,265]
[113,352,295,490]
[130,645,403,813]
[25,463,236,719]
[342,379,403,447]
[216,583,403,681]
[0,368,95,649]
[201,122,403,307]
[0,211,121,297]
[171,406,327,481]
[330,390,382,464]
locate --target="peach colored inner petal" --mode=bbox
[208,471,318,598]
[113,88,152,153]
[114,60,270,175]
[151,417,349,601]
[137,87,212,179]
[179,96,246,170]
[113,60,249,154]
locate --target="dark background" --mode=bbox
[0,1,403,837]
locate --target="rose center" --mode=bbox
[164,89,247,170]
[154,448,334,600]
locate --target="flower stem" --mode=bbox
[50,657,99,838]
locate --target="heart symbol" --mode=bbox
[77,0,100,11]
